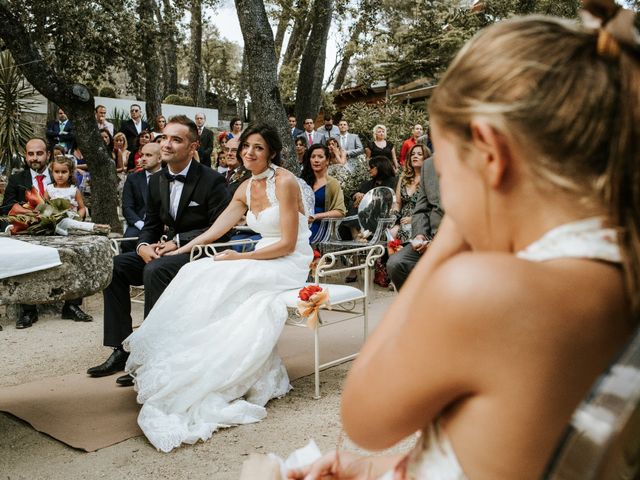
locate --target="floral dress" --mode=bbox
[397,181,419,243]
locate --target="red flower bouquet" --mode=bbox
[297,285,330,329]
[387,238,403,255]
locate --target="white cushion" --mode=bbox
[278,283,364,308]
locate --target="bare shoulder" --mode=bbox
[414,251,626,347]
[274,167,299,194]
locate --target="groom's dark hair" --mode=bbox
[167,115,199,143]
[238,122,282,166]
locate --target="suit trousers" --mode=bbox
[21,298,81,314]
[386,245,422,290]
[103,251,191,347]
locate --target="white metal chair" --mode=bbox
[278,244,385,399]
[543,326,640,479]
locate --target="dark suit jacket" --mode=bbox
[138,161,230,248]
[291,127,303,140]
[119,119,150,153]
[198,127,214,168]
[46,120,76,152]
[411,157,443,238]
[1,169,33,216]
[122,170,149,228]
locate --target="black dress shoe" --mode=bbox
[62,305,93,322]
[16,310,38,329]
[116,374,134,387]
[87,349,129,377]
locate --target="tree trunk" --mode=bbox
[139,0,162,122]
[273,0,293,60]
[279,0,312,78]
[294,0,333,125]
[161,0,178,96]
[189,0,206,107]
[234,0,295,170]
[237,49,248,119]
[333,4,371,91]
[0,0,121,231]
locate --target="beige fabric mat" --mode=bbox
[0,296,392,451]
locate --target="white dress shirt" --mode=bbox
[168,162,191,220]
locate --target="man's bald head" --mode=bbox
[141,142,162,172]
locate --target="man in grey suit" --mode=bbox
[336,120,363,158]
[298,118,324,146]
[387,155,444,289]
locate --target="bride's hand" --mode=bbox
[213,250,243,261]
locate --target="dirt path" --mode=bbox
[0,290,409,479]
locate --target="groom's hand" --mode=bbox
[156,240,178,256]
[138,243,160,264]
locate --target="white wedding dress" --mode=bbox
[123,166,313,452]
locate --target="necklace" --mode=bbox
[251,166,275,180]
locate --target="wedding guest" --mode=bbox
[390,143,429,242]
[399,123,424,166]
[87,115,230,380]
[1,138,92,327]
[326,137,347,166]
[224,138,250,196]
[95,105,114,136]
[120,142,163,252]
[131,130,152,172]
[195,112,214,168]
[119,103,149,154]
[112,132,131,175]
[295,137,307,164]
[387,151,442,290]
[365,124,397,169]
[227,117,243,140]
[300,144,346,241]
[44,155,86,219]
[290,5,640,478]
[46,108,76,153]
[151,115,166,140]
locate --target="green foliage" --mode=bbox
[7,0,137,86]
[109,107,129,133]
[163,94,195,106]
[345,0,582,88]
[0,51,37,176]
[342,100,429,150]
[99,87,117,98]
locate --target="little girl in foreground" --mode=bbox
[44,155,87,219]
[290,1,640,478]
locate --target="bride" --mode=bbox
[122,122,313,452]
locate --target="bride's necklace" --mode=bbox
[251,166,276,180]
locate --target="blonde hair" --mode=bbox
[50,155,76,186]
[372,124,387,139]
[429,15,640,318]
[113,132,128,150]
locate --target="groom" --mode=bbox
[88,115,230,382]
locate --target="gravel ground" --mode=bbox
[0,287,410,479]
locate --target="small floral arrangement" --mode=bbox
[1,186,110,236]
[309,249,321,277]
[296,284,330,329]
[387,238,403,255]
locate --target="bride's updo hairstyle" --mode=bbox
[429,2,640,318]
[237,122,282,166]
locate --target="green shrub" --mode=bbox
[163,94,195,106]
[99,86,117,98]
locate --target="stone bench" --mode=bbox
[0,235,113,323]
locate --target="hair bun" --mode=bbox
[581,1,640,58]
